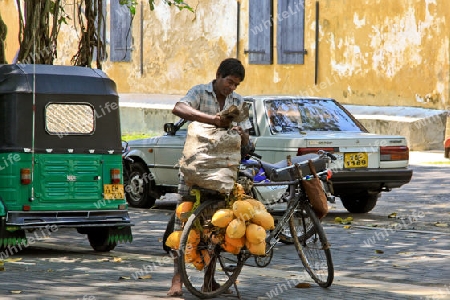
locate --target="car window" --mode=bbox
[264,98,364,133]
[45,103,95,135]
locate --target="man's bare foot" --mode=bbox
[167,273,183,297]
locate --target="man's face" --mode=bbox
[215,75,242,97]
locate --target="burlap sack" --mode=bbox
[179,121,241,194]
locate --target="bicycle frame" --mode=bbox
[256,181,299,252]
[251,162,331,255]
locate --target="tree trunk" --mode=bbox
[15,0,62,64]
[0,14,7,64]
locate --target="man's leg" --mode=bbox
[167,207,183,296]
[167,249,183,296]
[167,173,189,296]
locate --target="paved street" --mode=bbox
[0,154,449,299]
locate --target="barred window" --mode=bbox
[45,103,95,135]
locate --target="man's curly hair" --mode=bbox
[216,58,245,81]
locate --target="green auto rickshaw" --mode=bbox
[0,64,132,252]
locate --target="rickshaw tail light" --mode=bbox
[20,168,31,184]
[110,169,121,184]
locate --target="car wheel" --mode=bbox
[125,162,155,208]
[340,191,380,213]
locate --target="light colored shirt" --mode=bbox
[178,81,252,130]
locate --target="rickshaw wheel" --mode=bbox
[125,162,155,208]
[87,228,117,252]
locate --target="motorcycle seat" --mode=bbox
[261,154,327,182]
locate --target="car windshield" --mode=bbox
[264,98,364,133]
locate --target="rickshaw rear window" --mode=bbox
[46,103,95,135]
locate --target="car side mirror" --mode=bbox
[164,123,176,135]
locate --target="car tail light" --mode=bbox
[110,168,121,184]
[20,168,31,184]
[380,146,409,161]
[326,169,333,180]
[297,147,337,156]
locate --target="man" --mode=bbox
[167,58,252,297]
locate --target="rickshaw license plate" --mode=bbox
[103,184,125,199]
[344,153,368,168]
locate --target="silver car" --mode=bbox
[124,96,413,213]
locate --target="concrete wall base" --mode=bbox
[346,105,448,151]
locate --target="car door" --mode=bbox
[152,129,187,186]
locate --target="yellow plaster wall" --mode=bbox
[55,0,239,94]
[2,0,19,63]
[237,0,449,109]
[1,0,449,110]
[314,0,449,109]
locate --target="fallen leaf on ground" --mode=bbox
[113,257,123,263]
[434,222,448,227]
[10,291,21,294]
[375,249,384,254]
[295,283,311,288]
[138,275,152,280]
[343,225,351,229]
[335,216,353,225]
[98,258,109,262]
[388,212,397,218]
[118,276,131,280]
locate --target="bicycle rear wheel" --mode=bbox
[289,203,334,287]
[178,199,245,299]
[279,210,315,244]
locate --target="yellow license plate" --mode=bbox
[344,152,368,168]
[103,184,125,200]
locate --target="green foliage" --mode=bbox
[120,0,192,16]
[119,0,138,15]
[122,132,158,141]
[149,0,193,11]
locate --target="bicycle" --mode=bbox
[177,151,335,298]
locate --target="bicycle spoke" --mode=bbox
[290,203,334,287]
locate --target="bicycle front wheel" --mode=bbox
[178,199,245,299]
[289,203,334,287]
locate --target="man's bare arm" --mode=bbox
[172,102,231,128]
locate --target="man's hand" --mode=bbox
[214,114,233,128]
